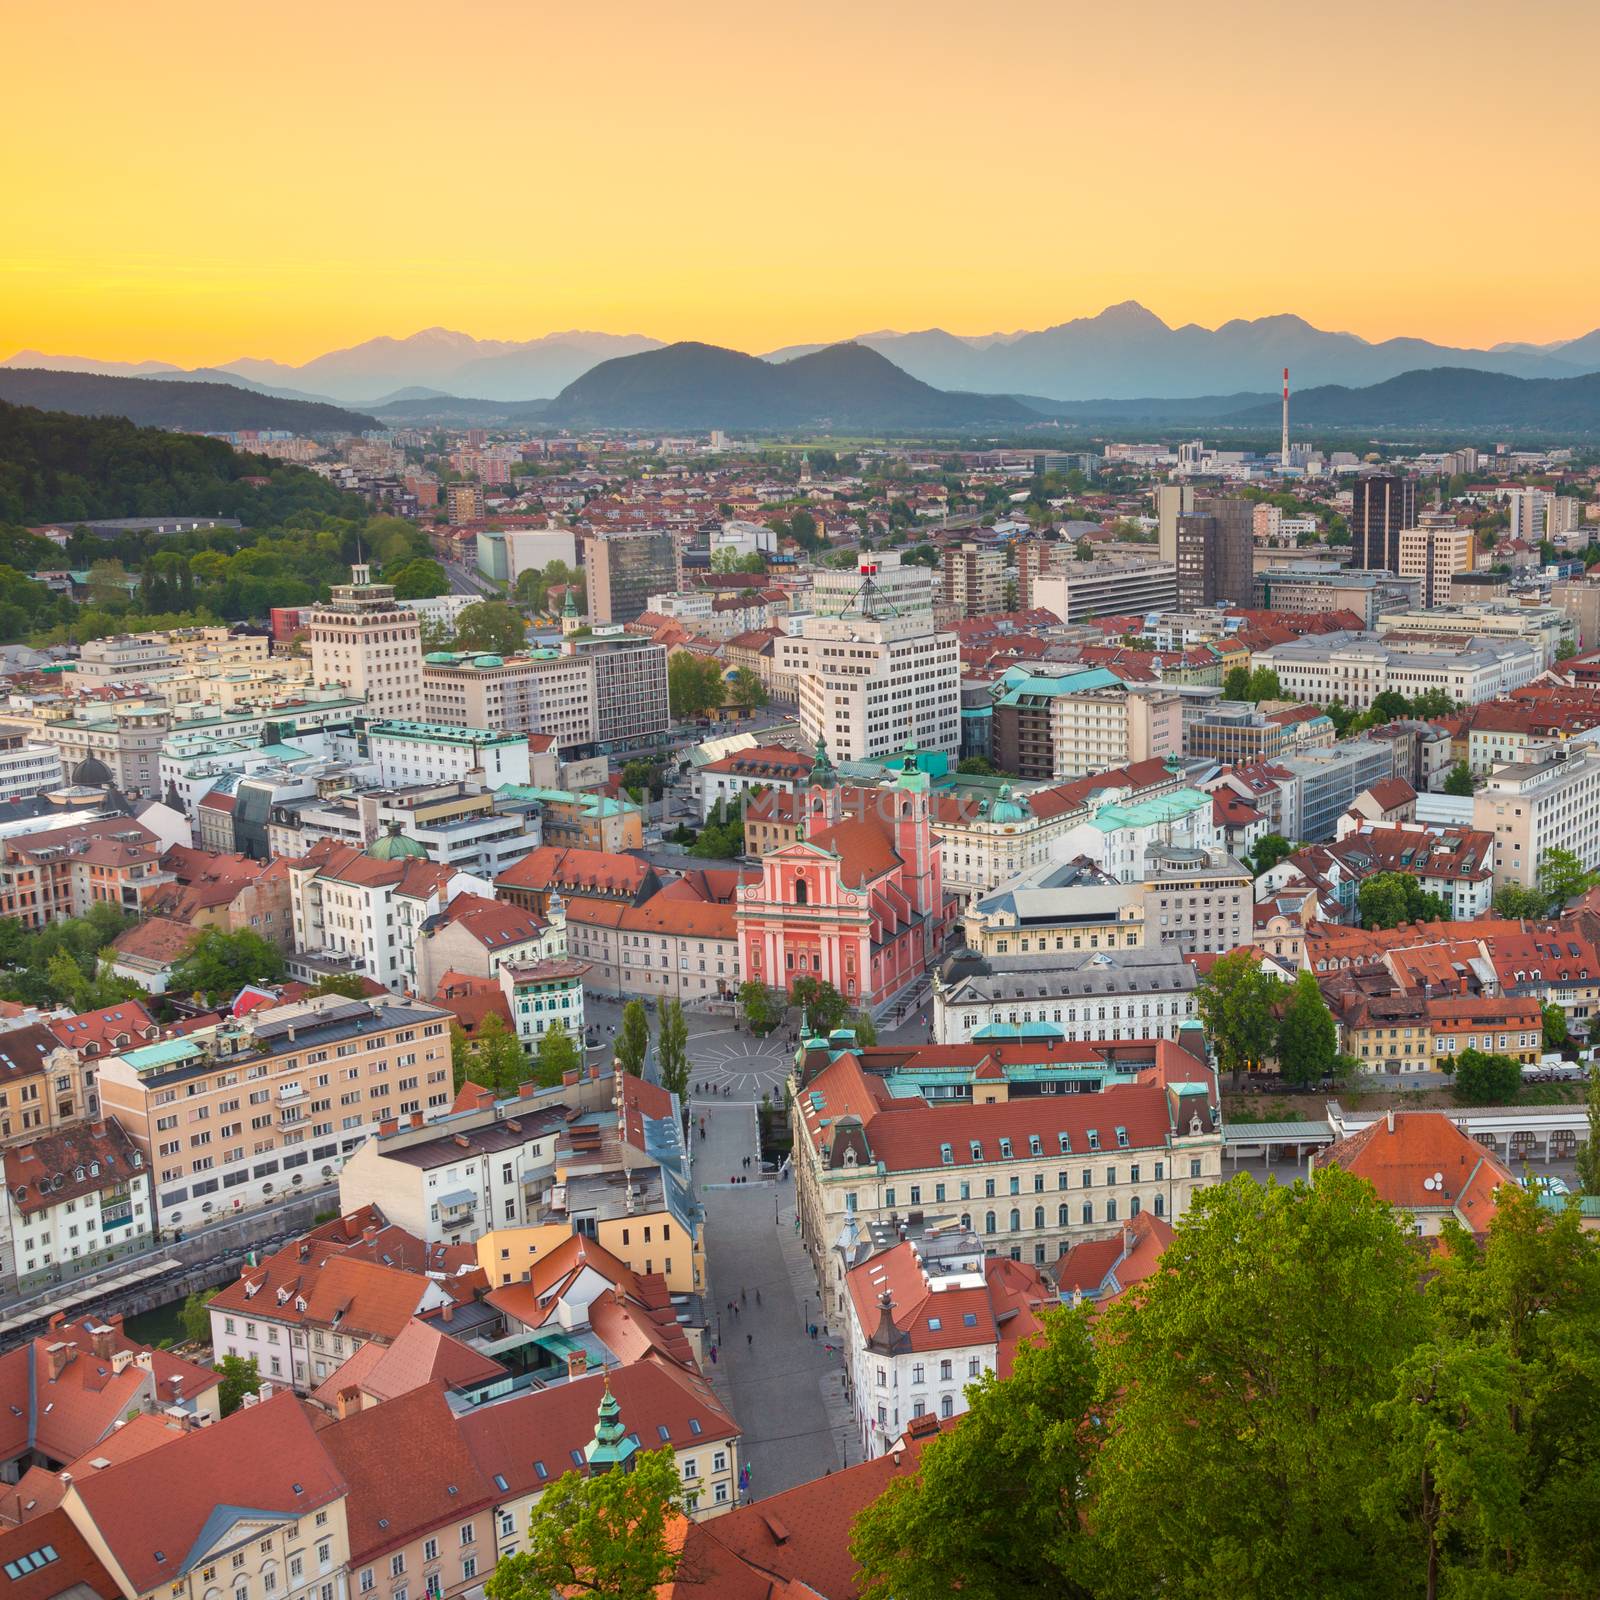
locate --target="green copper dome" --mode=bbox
[808,735,836,790]
[367,820,428,861]
[990,782,1026,823]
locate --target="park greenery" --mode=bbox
[668,653,726,721]
[512,558,586,613]
[1221,665,1283,702]
[1325,686,1461,736]
[850,1171,1600,1600]
[0,903,140,1011]
[169,927,286,1004]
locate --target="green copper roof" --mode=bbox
[1088,788,1212,833]
[584,1381,638,1474]
[367,821,429,860]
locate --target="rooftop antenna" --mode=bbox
[1281,367,1290,468]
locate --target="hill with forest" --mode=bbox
[1224,366,1600,433]
[0,399,355,527]
[546,341,1035,431]
[0,369,376,434]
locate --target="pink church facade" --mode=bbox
[736,748,955,1011]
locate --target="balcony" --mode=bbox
[437,1189,475,1220]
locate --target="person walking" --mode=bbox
[755,1289,761,1306]
[746,1332,753,1348]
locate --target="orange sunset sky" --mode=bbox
[5,0,1597,366]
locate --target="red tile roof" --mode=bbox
[319,1383,497,1562]
[0,1509,118,1600]
[68,1392,347,1594]
[1314,1111,1515,1232]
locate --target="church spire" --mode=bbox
[583,1379,637,1475]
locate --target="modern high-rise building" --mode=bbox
[1155,483,1194,566]
[1175,497,1253,609]
[1350,473,1418,571]
[1396,511,1476,609]
[308,564,424,720]
[583,529,680,624]
[1505,488,1579,541]
[778,554,960,762]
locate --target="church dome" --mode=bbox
[990,782,1025,823]
[70,756,113,788]
[367,820,428,861]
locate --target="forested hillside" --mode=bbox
[0,398,353,525]
[0,400,443,644]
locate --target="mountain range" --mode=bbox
[10,303,1600,405]
[546,342,1033,431]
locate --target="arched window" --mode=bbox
[1033,1206,1045,1229]
[984,1211,996,1234]
[1058,1203,1069,1227]
[1008,1208,1020,1232]
[794,877,808,906]
[940,1394,954,1418]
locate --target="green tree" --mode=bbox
[1091,1170,1427,1600]
[1442,761,1475,797]
[472,1013,529,1097]
[688,797,744,859]
[1358,871,1449,931]
[1193,949,1286,1088]
[386,557,449,599]
[308,972,368,1000]
[739,980,778,1035]
[1576,1067,1600,1196]
[1222,665,1250,701]
[486,1447,681,1600]
[168,927,285,1002]
[178,1288,216,1345]
[1367,688,1411,724]
[790,975,847,1035]
[1557,637,1578,661]
[449,1023,476,1093]
[1276,970,1337,1087]
[1451,1047,1521,1105]
[668,653,724,721]
[1425,1184,1600,1588]
[1493,882,1548,920]
[955,756,998,776]
[1542,1001,1569,1051]
[852,1308,1100,1600]
[1408,688,1458,719]
[615,1000,649,1078]
[533,1023,581,1088]
[1246,832,1294,877]
[452,600,527,654]
[1538,845,1600,912]
[848,1010,878,1047]
[728,666,768,710]
[217,1355,261,1416]
[657,999,689,1105]
[1244,666,1283,701]
[1366,1342,1527,1600]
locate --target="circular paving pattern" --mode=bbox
[687,1032,794,1100]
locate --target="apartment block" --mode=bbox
[1474,746,1600,889]
[1139,846,1251,955]
[1396,513,1475,609]
[939,542,1007,620]
[96,993,456,1230]
[1032,559,1178,623]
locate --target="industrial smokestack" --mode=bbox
[1281,367,1290,468]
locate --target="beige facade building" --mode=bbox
[1396,514,1475,610]
[422,648,596,750]
[1139,846,1251,955]
[1473,746,1600,889]
[938,542,1006,620]
[309,565,424,720]
[96,993,455,1230]
[994,683,1182,782]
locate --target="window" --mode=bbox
[360,1575,374,1595]
[391,1557,406,1579]
[939,1359,952,1380]
[461,1559,476,1582]
[941,1395,954,1418]
[458,1525,475,1547]
[422,1542,437,1564]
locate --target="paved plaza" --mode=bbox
[692,1095,856,1500]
